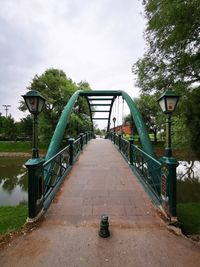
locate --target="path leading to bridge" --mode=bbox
[1,139,199,266]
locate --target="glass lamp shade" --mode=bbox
[22,90,46,114]
[157,90,180,114]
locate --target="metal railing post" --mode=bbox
[25,158,45,220]
[80,133,84,150]
[69,138,75,165]
[85,132,88,144]
[128,137,134,165]
[160,157,179,218]
[118,134,122,150]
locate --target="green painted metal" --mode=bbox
[45,90,81,161]
[25,158,45,219]
[91,110,110,112]
[90,104,111,106]
[160,156,179,217]
[84,96,94,133]
[99,214,110,238]
[93,118,109,120]
[46,89,156,164]
[107,96,116,132]
[88,98,113,101]
[79,90,121,96]
[121,91,156,158]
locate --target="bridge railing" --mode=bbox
[108,132,162,201]
[26,132,93,221]
[108,132,179,219]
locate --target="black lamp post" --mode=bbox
[113,117,116,133]
[112,117,116,144]
[22,90,46,158]
[157,90,180,157]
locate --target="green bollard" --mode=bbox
[99,214,110,238]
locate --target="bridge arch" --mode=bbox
[45,90,156,161]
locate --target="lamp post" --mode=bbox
[157,90,180,219]
[22,90,46,221]
[157,90,180,157]
[113,117,116,133]
[22,90,46,158]
[113,117,116,144]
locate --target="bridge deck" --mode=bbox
[47,138,161,227]
[1,139,200,267]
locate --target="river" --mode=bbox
[0,158,199,206]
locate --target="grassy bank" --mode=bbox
[177,203,200,235]
[0,141,47,153]
[0,205,27,234]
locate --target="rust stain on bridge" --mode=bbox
[0,139,200,267]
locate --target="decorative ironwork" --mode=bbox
[131,145,161,199]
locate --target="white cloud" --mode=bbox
[0,0,146,126]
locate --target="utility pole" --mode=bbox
[2,105,11,117]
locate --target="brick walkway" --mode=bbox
[1,139,200,267]
[47,138,162,228]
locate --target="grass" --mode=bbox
[0,141,32,152]
[0,205,28,234]
[0,141,47,153]
[177,203,200,235]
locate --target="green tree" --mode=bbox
[20,69,92,144]
[134,94,164,143]
[133,0,200,158]
[133,0,200,93]
[16,115,32,139]
[0,115,17,140]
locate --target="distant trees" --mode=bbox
[0,115,16,140]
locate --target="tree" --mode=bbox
[134,94,164,143]
[20,69,92,144]
[133,0,200,158]
[0,115,17,140]
[133,0,200,94]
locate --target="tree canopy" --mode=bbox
[20,68,93,144]
[133,0,200,93]
[133,0,200,158]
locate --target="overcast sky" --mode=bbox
[0,0,146,128]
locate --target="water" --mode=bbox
[0,158,28,206]
[177,161,200,181]
[0,158,199,206]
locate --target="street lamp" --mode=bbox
[22,90,46,158]
[157,90,180,157]
[112,117,116,144]
[157,90,180,218]
[113,117,116,133]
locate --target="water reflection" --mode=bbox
[177,161,200,181]
[0,158,199,206]
[0,158,28,206]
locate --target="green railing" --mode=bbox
[109,132,161,201]
[131,145,161,199]
[26,132,93,220]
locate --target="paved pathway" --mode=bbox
[1,139,199,266]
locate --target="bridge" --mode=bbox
[1,90,199,267]
[25,89,175,221]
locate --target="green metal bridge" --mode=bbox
[25,90,178,222]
